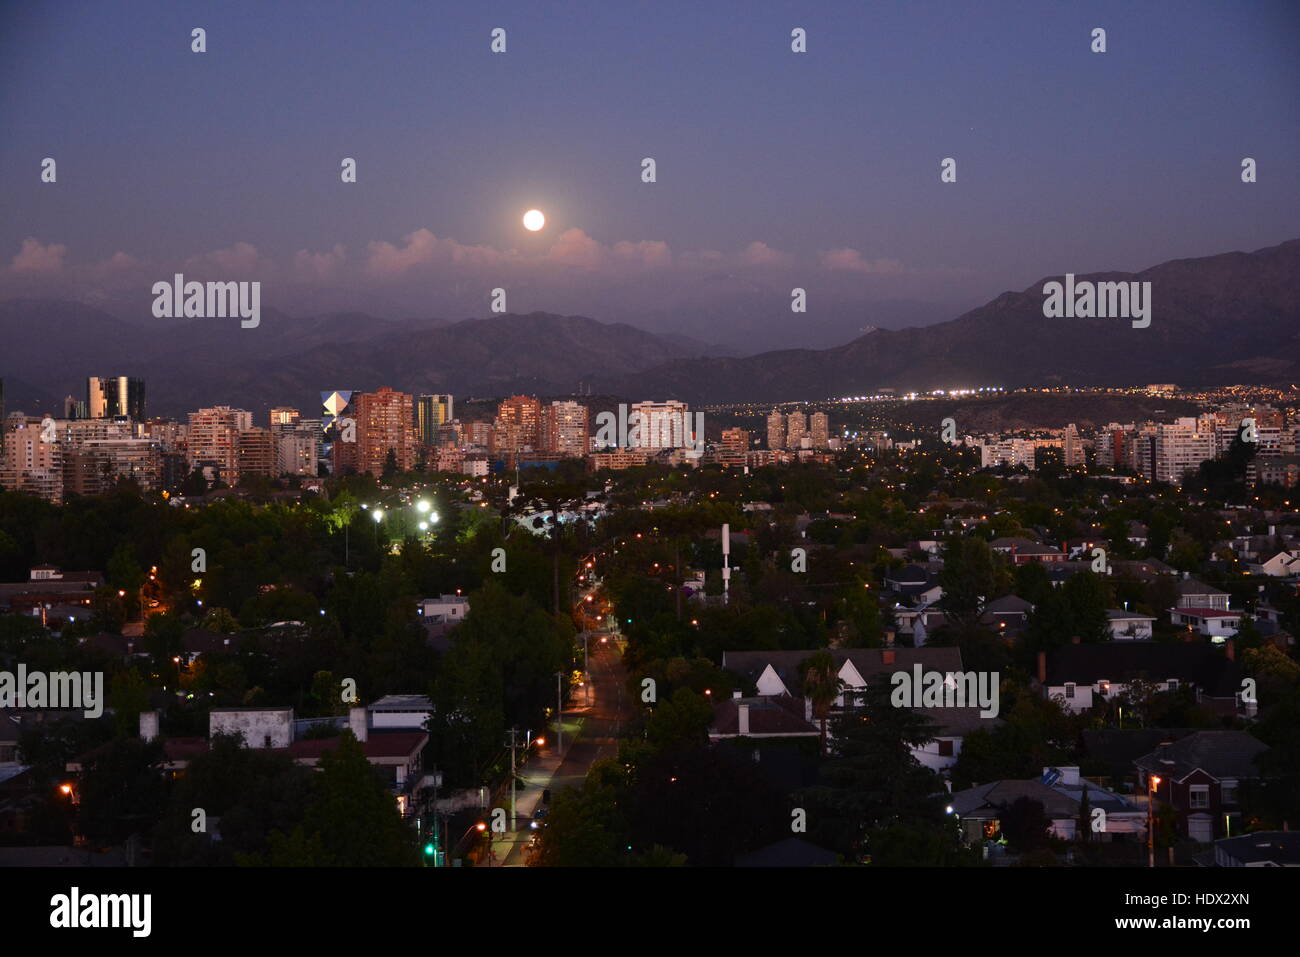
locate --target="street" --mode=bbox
[486,633,631,866]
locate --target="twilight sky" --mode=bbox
[2,0,1298,352]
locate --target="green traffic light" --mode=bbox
[424,843,435,855]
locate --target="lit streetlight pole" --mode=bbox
[1147,774,1161,868]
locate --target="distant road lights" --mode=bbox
[416,500,431,514]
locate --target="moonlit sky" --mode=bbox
[2,0,1297,351]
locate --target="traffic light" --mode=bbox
[424,842,435,857]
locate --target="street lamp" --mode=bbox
[416,500,431,514]
[1147,774,1162,868]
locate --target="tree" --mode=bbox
[143,612,185,679]
[532,759,630,867]
[109,669,151,737]
[1062,571,1110,644]
[293,731,419,866]
[154,732,316,865]
[938,537,996,641]
[1077,786,1093,843]
[999,796,1051,853]
[797,678,948,861]
[799,649,844,755]
[645,688,713,752]
[77,737,168,847]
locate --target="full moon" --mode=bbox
[522,209,545,231]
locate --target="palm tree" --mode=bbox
[800,649,845,756]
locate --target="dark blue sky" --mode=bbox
[3,0,1297,351]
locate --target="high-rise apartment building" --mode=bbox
[766,410,785,451]
[1062,423,1085,468]
[492,395,543,455]
[463,421,493,448]
[415,395,455,447]
[87,376,146,420]
[630,400,693,450]
[187,406,253,484]
[540,401,590,457]
[64,439,163,495]
[1154,417,1217,486]
[979,438,1036,470]
[0,423,64,502]
[269,407,301,429]
[354,388,417,475]
[721,427,750,454]
[236,428,277,480]
[275,428,320,476]
[785,411,808,449]
[809,413,829,450]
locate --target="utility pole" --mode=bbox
[582,632,592,706]
[722,522,731,606]
[505,727,524,830]
[555,671,564,753]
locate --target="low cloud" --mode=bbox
[820,248,905,275]
[293,244,347,281]
[11,237,66,273]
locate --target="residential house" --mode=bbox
[979,594,1034,636]
[1038,641,1248,717]
[949,767,1146,844]
[68,705,432,818]
[1106,609,1157,640]
[718,647,986,771]
[1208,831,1300,867]
[1249,550,1300,577]
[1134,731,1269,842]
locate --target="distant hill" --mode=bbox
[1,239,1296,416]
[0,305,708,418]
[598,238,1300,402]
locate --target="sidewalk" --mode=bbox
[484,640,624,867]
[488,715,586,867]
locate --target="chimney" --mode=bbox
[1225,639,1235,661]
[139,710,160,744]
[882,649,896,665]
[737,703,750,736]
[348,705,368,743]
[1037,651,1047,684]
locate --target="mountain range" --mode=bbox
[1,239,1296,417]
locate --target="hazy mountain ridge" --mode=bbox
[1,239,1296,416]
[600,239,1300,402]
